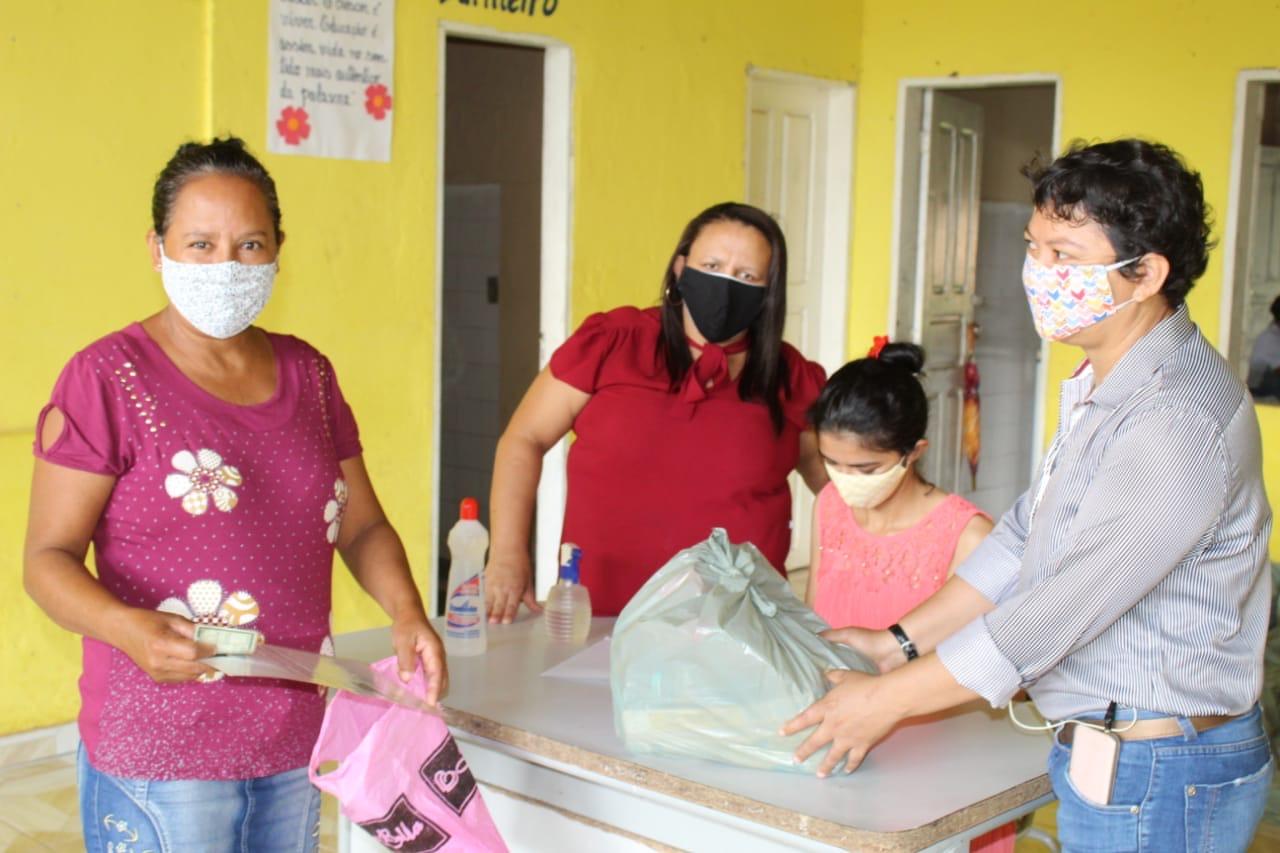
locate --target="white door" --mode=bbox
[1242,147,1280,371]
[746,75,851,571]
[914,91,984,494]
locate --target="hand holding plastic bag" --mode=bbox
[310,657,507,851]
[611,529,875,772]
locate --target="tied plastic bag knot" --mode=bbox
[611,529,874,772]
[701,532,768,612]
[696,530,778,617]
[699,529,751,581]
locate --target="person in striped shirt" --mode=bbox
[783,139,1273,852]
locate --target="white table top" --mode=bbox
[336,616,1051,850]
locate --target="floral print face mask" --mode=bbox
[159,241,277,339]
[1021,254,1138,342]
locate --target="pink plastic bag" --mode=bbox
[309,656,507,852]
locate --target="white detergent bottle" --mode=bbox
[445,497,488,656]
[544,543,592,643]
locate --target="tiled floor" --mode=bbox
[0,754,339,852]
[0,754,79,852]
[1,751,1278,851]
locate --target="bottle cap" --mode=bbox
[459,498,479,521]
[559,542,581,584]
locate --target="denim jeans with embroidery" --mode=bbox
[1048,704,1272,852]
[78,744,321,853]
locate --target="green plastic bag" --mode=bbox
[610,528,876,772]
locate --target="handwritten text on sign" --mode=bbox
[438,0,560,17]
[268,0,395,162]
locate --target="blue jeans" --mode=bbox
[77,745,321,853]
[1048,705,1273,852]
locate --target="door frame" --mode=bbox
[744,67,856,374]
[433,22,575,610]
[888,74,1062,471]
[1220,68,1280,368]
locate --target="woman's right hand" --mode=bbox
[485,555,541,624]
[822,626,907,674]
[484,369,587,625]
[112,608,220,683]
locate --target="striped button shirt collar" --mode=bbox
[1088,305,1196,410]
[1031,371,1093,526]
[1059,362,1093,420]
[1034,307,1197,524]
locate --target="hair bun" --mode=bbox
[876,342,926,374]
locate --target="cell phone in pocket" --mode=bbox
[1068,724,1121,805]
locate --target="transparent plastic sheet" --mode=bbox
[205,644,442,716]
[611,528,876,772]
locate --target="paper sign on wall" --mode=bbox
[267,0,395,162]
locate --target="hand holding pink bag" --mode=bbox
[309,656,507,852]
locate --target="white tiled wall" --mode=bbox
[962,201,1041,519]
[441,185,502,547]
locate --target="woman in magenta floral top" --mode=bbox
[22,137,446,852]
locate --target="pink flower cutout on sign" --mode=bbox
[365,84,392,120]
[277,106,311,145]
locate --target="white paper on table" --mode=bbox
[540,637,612,682]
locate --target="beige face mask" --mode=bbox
[825,457,910,509]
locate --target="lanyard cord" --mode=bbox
[1028,402,1103,526]
[1008,701,1139,735]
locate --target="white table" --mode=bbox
[335,617,1053,852]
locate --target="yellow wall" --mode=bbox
[0,1,861,734]
[848,0,1280,560]
[0,3,211,737]
[5,0,1276,742]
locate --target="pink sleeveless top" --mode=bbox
[813,484,987,630]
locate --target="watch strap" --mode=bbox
[888,622,919,661]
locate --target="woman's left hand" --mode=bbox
[780,669,902,777]
[783,654,980,777]
[390,614,449,707]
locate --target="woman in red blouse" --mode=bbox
[485,202,828,619]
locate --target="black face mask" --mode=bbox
[676,266,767,344]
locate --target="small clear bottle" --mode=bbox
[445,498,488,656]
[544,543,592,643]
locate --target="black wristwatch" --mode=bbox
[888,623,918,661]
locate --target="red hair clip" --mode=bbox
[868,335,890,359]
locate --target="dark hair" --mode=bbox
[1272,294,1280,326]
[808,343,928,454]
[658,202,790,432]
[1022,139,1212,309]
[152,136,283,242]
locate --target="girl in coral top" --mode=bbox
[805,341,991,628]
[806,341,1011,853]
